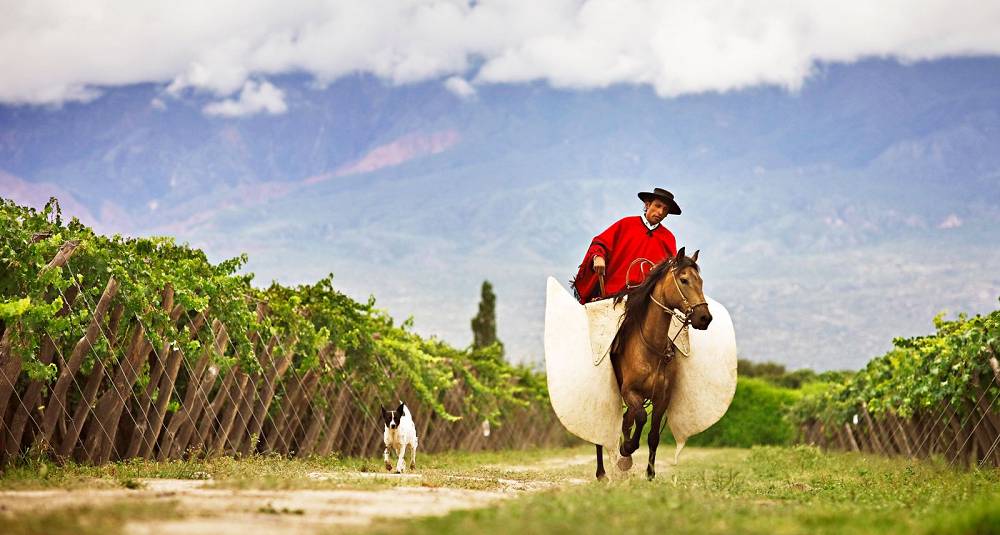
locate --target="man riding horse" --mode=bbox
[572,187,681,302]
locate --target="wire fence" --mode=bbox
[0,249,570,466]
[796,362,1000,468]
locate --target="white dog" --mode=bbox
[381,401,418,473]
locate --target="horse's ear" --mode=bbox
[676,246,686,260]
[691,249,699,262]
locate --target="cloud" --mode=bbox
[938,214,963,229]
[202,80,287,117]
[444,76,476,99]
[2,1,1000,105]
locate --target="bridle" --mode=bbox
[637,260,708,361]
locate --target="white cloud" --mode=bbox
[2,0,1000,105]
[938,214,963,229]
[203,80,287,117]
[444,76,476,99]
[150,97,167,111]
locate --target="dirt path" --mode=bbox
[0,451,599,534]
[0,448,715,534]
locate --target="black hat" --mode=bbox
[638,188,681,215]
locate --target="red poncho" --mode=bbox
[572,216,677,303]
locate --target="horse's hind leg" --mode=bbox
[595,444,606,480]
[646,402,668,480]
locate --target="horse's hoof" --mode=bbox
[646,467,656,481]
[385,462,393,471]
[617,456,633,471]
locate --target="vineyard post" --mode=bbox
[889,412,914,457]
[860,404,886,454]
[89,286,174,463]
[35,276,119,450]
[3,285,79,457]
[58,302,124,459]
[137,312,207,459]
[0,240,80,426]
[230,302,268,454]
[315,381,352,456]
[209,369,249,454]
[298,346,345,456]
[873,410,902,456]
[160,319,227,460]
[226,372,257,455]
[190,363,236,454]
[126,298,184,458]
[240,334,293,455]
[282,346,330,454]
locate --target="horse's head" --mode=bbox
[659,247,712,330]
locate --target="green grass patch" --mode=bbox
[363,446,1000,535]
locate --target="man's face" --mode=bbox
[644,199,670,225]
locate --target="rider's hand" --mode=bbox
[593,256,606,275]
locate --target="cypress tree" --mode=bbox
[471,280,502,353]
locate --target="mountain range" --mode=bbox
[2,57,999,371]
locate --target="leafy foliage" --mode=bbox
[737,359,853,389]
[791,306,1000,426]
[0,198,545,423]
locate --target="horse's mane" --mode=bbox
[611,253,699,354]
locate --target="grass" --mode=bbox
[3,446,998,535]
[361,446,1000,535]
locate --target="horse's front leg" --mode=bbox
[646,400,668,480]
[595,444,606,480]
[618,390,646,470]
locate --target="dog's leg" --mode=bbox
[395,443,407,473]
[384,445,393,471]
[410,442,417,470]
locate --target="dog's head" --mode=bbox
[381,402,406,429]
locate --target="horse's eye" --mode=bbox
[680,278,689,285]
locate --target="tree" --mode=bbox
[471,280,503,354]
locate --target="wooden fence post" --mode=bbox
[126,299,184,458]
[35,276,119,450]
[160,319,227,459]
[57,302,124,459]
[137,312,207,459]
[0,241,80,422]
[240,335,293,455]
[3,285,79,457]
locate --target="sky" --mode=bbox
[4,0,1000,110]
[2,1,1000,370]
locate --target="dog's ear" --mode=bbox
[397,401,405,415]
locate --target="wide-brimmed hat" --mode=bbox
[638,188,682,215]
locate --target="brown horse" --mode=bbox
[594,247,713,480]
